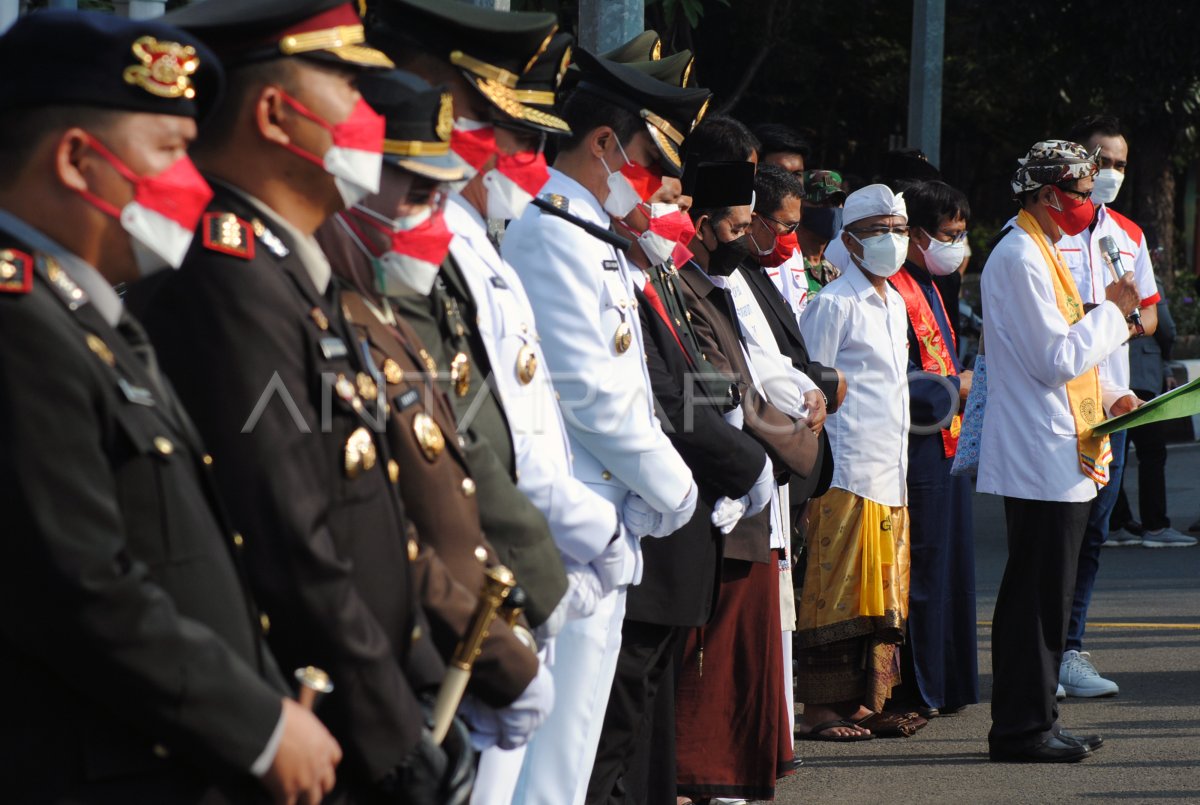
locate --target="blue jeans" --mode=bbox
[1066,429,1127,652]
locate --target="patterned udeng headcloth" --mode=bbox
[1011,139,1099,195]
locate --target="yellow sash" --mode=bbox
[1015,209,1112,484]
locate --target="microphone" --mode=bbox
[1098,235,1143,335]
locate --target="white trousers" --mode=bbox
[511,587,626,805]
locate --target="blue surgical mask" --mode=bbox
[802,206,843,242]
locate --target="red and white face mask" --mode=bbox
[76,134,213,276]
[343,204,453,296]
[635,202,696,267]
[450,121,550,221]
[280,93,385,209]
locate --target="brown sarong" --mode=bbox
[675,553,795,801]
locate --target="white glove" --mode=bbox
[621,492,662,537]
[460,662,555,751]
[591,526,641,593]
[711,495,748,534]
[534,563,605,645]
[746,456,774,517]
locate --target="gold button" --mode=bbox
[412,624,423,642]
[474,546,488,564]
[202,454,214,466]
[259,613,271,635]
[601,470,612,481]
[408,538,419,561]
[388,460,400,484]
[233,532,245,548]
[153,437,174,456]
[458,436,467,448]
[152,744,170,759]
[461,478,476,497]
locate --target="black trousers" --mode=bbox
[587,620,681,805]
[989,497,1091,750]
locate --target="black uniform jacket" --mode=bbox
[125,184,443,792]
[389,256,567,626]
[0,237,286,804]
[626,282,769,627]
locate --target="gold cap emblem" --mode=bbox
[123,37,199,100]
[436,92,454,143]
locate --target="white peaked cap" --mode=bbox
[842,183,907,228]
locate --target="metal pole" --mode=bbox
[907,0,944,166]
[579,0,644,54]
[0,0,19,35]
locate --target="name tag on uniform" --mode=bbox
[319,337,348,359]
[490,275,508,289]
[602,260,619,272]
[394,389,420,412]
[118,377,155,407]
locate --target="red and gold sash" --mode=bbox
[892,266,960,457]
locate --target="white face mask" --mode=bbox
[483,169,531,221]
[849,231,908,278]
[1091,168,1125,205]
[918,231,966,276]
[350,205,445,297]
[637,202,684,265]
[598,139,641,218]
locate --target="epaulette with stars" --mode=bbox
[0,248,34,295]
[201,212,255,260]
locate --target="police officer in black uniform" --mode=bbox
[0,10,342,804]
[124,1,472,802]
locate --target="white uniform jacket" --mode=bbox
[977,225,1130,503]
[502,169,693,517]
[445,194,619,566]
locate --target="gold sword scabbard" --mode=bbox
[429,564,516,744]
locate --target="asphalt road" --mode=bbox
[778,442,1200,805]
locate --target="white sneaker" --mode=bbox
[1059,650,1119,697]
[1142,527,1198,548]
[1056,683,1066,700]
[1103,528,1142,547]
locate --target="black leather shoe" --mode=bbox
[1057,729,1104,751]
[989,735,1091,763]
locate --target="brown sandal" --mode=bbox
[854,711,918,737]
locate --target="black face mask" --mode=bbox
[801,206,843,243]
[705,233,751,276]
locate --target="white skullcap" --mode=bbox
[841,183,907,228]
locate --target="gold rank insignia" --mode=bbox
[356,372,378,401]
[123,36,200,100]
[450,352,471,398]
[614,322,633,354]
[0,248,32,294]
[86,333,115,367]
[516,344,537,385]
[412,412,446,461]
[419,348,437,374]
[382,358,404,385]
[201,213,255,260]
[344,426,376,479]
[311,307,330,331]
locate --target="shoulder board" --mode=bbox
[250,218,290,259]
[0,248,33,294]
[1105,208,1144,246]
[539,193,569,213]
[202,212,255,260]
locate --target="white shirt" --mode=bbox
[445,194,620,566]
[1057,204,1160,409]
[502,169,693,525]
[799,262,911,507]
[977,225,1130,503]
[765,248,810,322]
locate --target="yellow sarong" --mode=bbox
[796,487,910,647]
[1015,209,1113,484]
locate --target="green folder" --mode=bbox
[1090,375,1200,436]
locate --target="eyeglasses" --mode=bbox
[756,211,801,235]
[1055,185,1093,202]
[848,225,910,237]
[932,229,969,245]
